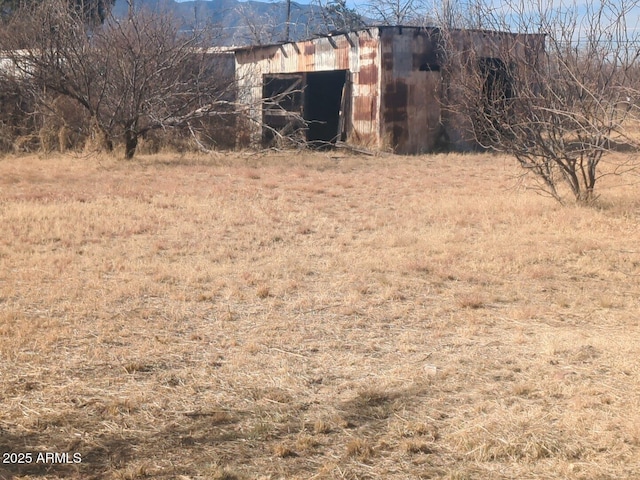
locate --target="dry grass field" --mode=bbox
[1,150,640,479]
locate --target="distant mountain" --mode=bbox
[112,0,333,45]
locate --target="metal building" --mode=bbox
[233,26,544,154]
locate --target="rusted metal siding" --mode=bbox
[234,29,382,149]
[234,26,543,153]
[350,33,380,147]
[380,27,442,154]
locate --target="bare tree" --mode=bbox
[96,12,236,158]
[363,0,432,26]
[441,0,640,203]
[0,0,236,158]
[312,0,366,33]
[0,0,109,147]
[235,1,326,45]
[235,3,283,45]
[0,0,115,23]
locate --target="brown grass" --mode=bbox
[1,150,640,479]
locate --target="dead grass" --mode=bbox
[0,150,640,479]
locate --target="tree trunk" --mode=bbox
[124,129,138,159]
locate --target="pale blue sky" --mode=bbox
[232,0,640,38]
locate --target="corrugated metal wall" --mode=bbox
[379,27,443,154]
[234,27,544,154]
[234,29,382,149]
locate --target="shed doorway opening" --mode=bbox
[262,70,348,148]
[305,70,347,147]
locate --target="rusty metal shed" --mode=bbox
[233,26,543,154]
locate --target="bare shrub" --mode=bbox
[441,0,640,203]
[0,0,237,159]
[0,76,36,153]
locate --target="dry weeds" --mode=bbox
[0,150,639,479]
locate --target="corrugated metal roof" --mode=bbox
[230,25,540,54]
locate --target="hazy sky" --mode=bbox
[234,0,367,8]
[234,0,640,35]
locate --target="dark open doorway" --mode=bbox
[304,70,347,147]
[262,70,348,148]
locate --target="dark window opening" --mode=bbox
[419,63,440,72]
[262,74,305,146]
[479,57,513,104]
[263,75,303,111]
[476,57,515,144]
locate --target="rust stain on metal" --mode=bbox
[383,81,408,122]
[359,64,378,85]
[358,36,378,59]
[382,52,393,71]
[335,43,350,70]
[353,96,377,122]
[299,41,315,71]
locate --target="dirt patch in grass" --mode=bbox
[1,150,639,479]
